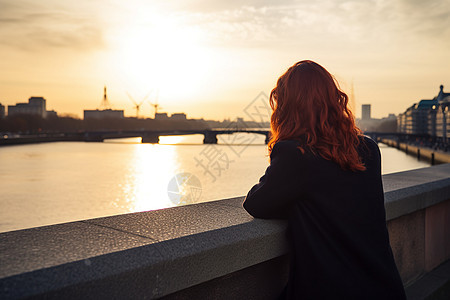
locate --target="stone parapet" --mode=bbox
[1,164,449,299]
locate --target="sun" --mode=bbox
[111,13,214,102]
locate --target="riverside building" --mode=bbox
[7,97,57,118]
[83,86,124,120]
[398,85,450,141]
[8,97,47,118]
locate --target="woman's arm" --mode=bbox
[243,140,303,219]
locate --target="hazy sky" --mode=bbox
[0,0,449,119]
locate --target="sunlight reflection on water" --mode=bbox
[123,143,180,212]
[0,135,431,233]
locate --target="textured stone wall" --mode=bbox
[1,164,449,299]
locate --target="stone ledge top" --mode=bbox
[0,196,288,299]
[0,164,449,299]
[382,163,450,220]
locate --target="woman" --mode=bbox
[243,60,406,300]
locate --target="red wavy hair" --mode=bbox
[268,60,365,171]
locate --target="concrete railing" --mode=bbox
[1,164,450,299]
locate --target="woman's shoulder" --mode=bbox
[271,139,313,165]
[359,135,381,154]
[358,135,382,166]
[271,139,302,158]
[274,139,302,148]
[272,139,303,153]
[360,135,377,146]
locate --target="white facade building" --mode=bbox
[8,97,47,118]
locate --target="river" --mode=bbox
[0,134,430,233]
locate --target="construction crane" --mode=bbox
[127,92,149,118]
[149,89,162,119]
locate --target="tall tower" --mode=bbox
[99,86,111,110]
[349,80,356,114]
[362,104,371,120]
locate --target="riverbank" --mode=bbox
[381,138,450,165]
[0,135,84,146]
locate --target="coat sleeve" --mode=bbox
[243,141,304,219]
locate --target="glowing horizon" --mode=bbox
[0,0,449,120]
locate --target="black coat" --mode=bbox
[243,137,406,300]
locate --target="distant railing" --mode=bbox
[0,129,271,145]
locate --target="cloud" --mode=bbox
[170,0,450,49]
[2,0,447,53]
[0,0,105,52]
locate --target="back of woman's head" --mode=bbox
[269,60,365,171]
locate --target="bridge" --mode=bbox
[83,129,271,144]
[1,164,449,299]
[0,130,446,148]
[0,129,271,146]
